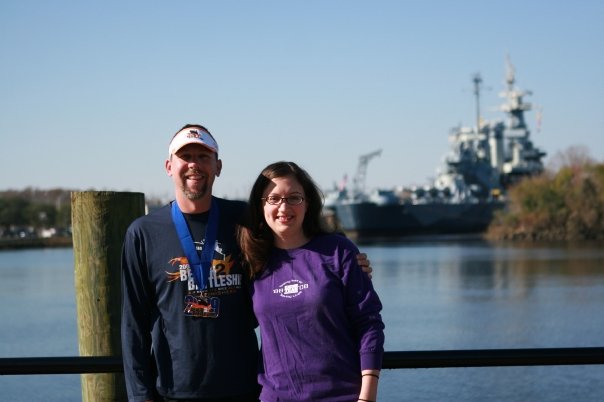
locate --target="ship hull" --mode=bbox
[329,201,504,239]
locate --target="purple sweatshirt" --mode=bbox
[251,233,385,402]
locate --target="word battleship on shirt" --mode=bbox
[165,240,243,317]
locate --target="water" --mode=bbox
[0,248,79,401]
[371,240,604,401]
[1,241,603,401]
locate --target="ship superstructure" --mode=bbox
[325,58,547,238]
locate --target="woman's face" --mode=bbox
[261,175,308,248]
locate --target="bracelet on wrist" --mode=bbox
[362,373,380,379]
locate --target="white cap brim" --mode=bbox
[169,127,219,157]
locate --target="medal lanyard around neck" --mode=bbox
[171,197,219,290]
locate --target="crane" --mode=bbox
[352,149,382,197]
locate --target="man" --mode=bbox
[121,124,372,402]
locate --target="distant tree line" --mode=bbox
[0,188,167,239]
[0,188,72,236]
[487,147,604,241]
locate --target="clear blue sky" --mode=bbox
[2,0,603,201]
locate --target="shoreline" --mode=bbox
[0,236,73,250]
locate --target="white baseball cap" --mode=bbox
[168,126,219,157]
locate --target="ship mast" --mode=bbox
[473,73,483,133]
[500,55,532,132]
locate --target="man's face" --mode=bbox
[165,143,222,201]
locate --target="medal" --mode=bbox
[183,294,220,318]
[172,197,220,318]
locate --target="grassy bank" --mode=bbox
[487,159,604,241]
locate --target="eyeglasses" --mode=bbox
[262,195,305,205]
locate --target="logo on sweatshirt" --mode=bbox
[273,279,309,298]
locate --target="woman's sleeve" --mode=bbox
[340,241,385,370]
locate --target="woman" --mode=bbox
[238,161,385,402]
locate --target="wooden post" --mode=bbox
[71,191,145,402]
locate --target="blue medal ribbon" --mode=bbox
[171,197,219,290]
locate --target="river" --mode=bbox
[0,240,603,401]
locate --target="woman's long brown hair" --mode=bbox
[237,161,330,277]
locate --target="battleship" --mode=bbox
[325,58,546,239]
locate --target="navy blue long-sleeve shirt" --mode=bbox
[121,199,259,402]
